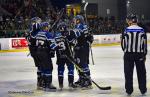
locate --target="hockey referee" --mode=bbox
[121,14,147,95]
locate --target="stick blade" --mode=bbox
[99,86,111,90]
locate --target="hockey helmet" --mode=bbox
[57,22,67,32]
[30,17,42,24]
[73,15,85,24]
[30,17,41,31]
[40,22,50,30]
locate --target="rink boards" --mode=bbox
[0,33,150,51]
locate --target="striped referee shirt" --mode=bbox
[121,25,147,54]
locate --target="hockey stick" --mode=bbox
[64,55,111,90]
[50,8,65,30]
[90,45,95,65]
[83,2,95,65]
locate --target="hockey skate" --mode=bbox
[58,76,64,90]
[58,84,63,91]
[37,77,43,90]
[44,84,57,92]
[80,80,93,90]
[68,75,77,89]
[140,89,147,96]
[69,83,77,89]
[74,79,82,88]
[43,76,57,92]
[81,84,93,90]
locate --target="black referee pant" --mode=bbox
[124,53,147,94]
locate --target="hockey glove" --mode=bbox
[57,42,66,50]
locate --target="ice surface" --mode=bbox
[0,45,150,97]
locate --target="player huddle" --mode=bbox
[26,14,148,96]
[26,15,93,91]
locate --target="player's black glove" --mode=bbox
[57,42,66,51]
[49,49,55,58]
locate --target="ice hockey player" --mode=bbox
[35,22,65,91]
[54,22,76,90]
[121,14,147,95]
[26,17,42,90]
[68,15,93,89]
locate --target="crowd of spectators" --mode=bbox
[88,16,125,34]
[0,0,150,38]
[0,0,60,38]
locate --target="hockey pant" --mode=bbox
[36,48,54,88]
[57,58,74,86]
[74,45,91,86]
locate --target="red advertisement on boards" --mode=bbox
[12,38,28,49]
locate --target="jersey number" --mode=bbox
[36,40,44,46]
